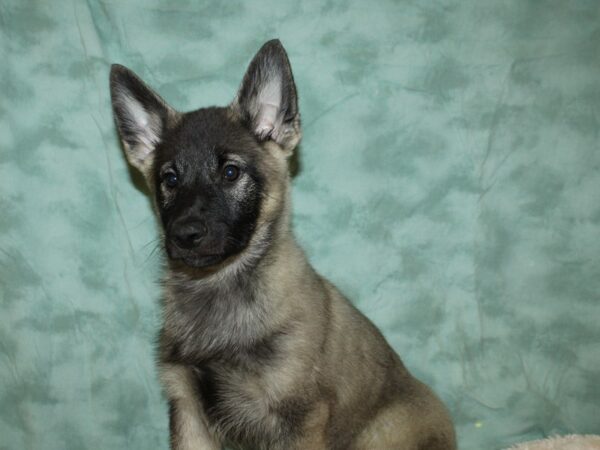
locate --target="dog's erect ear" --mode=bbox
[110,65,177,176]
[232,39,301,152]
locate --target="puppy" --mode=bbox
[110,39,457,450]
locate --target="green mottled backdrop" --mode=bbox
[1,1,599,449]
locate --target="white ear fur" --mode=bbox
[110,65,175,176]
[233,40,301,152]
[113,89,163,171]
[253,76,282,139]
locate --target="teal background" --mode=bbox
[1,1,599,449]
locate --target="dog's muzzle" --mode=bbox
[166,218,231,268]
[171,220,207,250]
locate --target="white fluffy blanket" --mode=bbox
[506,435,600,450]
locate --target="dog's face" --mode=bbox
[151,109,266,268]
[110,40,301,269]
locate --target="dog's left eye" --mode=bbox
[222,165,240,182]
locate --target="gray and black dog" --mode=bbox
[110,39,456,450]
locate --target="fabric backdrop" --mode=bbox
[1,1,599,449]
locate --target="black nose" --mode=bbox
[172,221,207,249]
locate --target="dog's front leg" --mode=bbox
[161,364,221,450]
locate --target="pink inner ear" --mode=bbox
[255,103,279,139]
[252,72,282,140]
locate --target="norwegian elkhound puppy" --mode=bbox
[110,39,456,450]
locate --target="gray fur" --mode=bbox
[110,39,457,450]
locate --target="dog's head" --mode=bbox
[110,40,301,270]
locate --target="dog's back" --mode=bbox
[319,279,456,449]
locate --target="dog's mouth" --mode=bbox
[179,253,226,269]
[166,244,228,269]
[164,219,254,270]
[164,233,248,270]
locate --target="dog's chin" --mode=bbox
[165,235,254,274]
[166,242,247,273]
[168,253,228,270]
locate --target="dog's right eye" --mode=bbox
[222,164,240,182]
[164,172,178,188]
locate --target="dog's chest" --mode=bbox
[165,280,270,358]
[195,360,310,448]
[164,277,313,446]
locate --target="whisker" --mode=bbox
[145,242,163,263]
[140,237,162,250]
[139,238,164,266]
